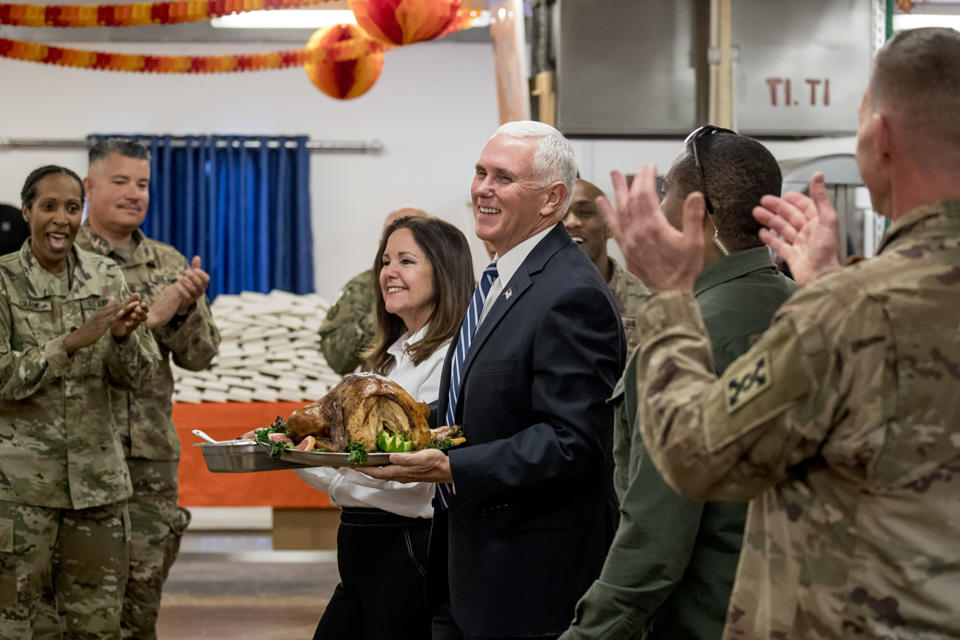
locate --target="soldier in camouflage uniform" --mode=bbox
[563,179,649,354]
[1,165,158,639]
[319,208,425,374]
[75,139,220,640]
[601,27,960,639]
[563,135,796,640]
[319,268,376,374]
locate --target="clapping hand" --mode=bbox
[752,172,842,286]
[64,294,146,356]
[177,256,210,314]
[597,164,706,293]
[147,256,210,328]
[111,294,148,339]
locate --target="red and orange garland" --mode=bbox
[0,0,484,98]
[0,37,383,73]
[0,0,338,27]
[0,26,387,74]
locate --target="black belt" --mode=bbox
[339,506,431,527]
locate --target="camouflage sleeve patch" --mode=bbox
[704,319,816,454]
[725,350,772,413]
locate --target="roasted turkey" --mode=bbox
[285,374,431,452]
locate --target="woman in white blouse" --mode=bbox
[298,215,474,640]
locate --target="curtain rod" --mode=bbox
[0,137,383,154]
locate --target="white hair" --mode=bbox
[495,121,578,211]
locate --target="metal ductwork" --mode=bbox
[554,0,876,137]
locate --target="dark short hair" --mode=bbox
[870,27,960,149]
[21,165,85,209]
[88,137,152,164]
[673,133,781,252]
[364,215,475,374]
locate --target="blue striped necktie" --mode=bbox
[438,261,498,509]
[445,261,499,427]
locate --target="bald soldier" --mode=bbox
[601,27,960,637]
[319,208,426,374]
[563,179,649,354]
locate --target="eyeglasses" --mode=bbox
[684,125,736,215]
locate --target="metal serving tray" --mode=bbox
[264,443,393,468]
[196,440,310,473]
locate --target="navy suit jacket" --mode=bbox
[430,223,625,637]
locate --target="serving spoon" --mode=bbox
[191,429,220,444]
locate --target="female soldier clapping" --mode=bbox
[0,165,159,639]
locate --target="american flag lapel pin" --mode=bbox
[504,288,513,300]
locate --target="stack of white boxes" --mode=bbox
[172,290,343,404]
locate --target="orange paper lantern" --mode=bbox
[349,0,461,46]
[304,24,384,100]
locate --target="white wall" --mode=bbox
[1,40,500,301]
[1,40,857,301]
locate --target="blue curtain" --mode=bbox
[87,134,314,299]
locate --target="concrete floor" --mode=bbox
[157,533,339,639]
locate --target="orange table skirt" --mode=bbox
[175,402,333,508]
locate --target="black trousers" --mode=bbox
[313,507,432,640]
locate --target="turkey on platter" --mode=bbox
[284,373,432,452]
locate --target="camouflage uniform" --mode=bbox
[0,241,159,639]
[605,257,650,356]
[319,268,376,374]
[633,201,960,638]
[74,224,220,640]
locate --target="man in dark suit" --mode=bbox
[365,121,625,639]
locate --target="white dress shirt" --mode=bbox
[295,325,447,519]
[479,226,553,325]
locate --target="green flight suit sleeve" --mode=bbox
[561,353,706,640]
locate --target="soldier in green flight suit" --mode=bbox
[563,133,796,640]
[74,139,220,640]
[0,165,159,639]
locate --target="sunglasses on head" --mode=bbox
[683,125,737,215]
